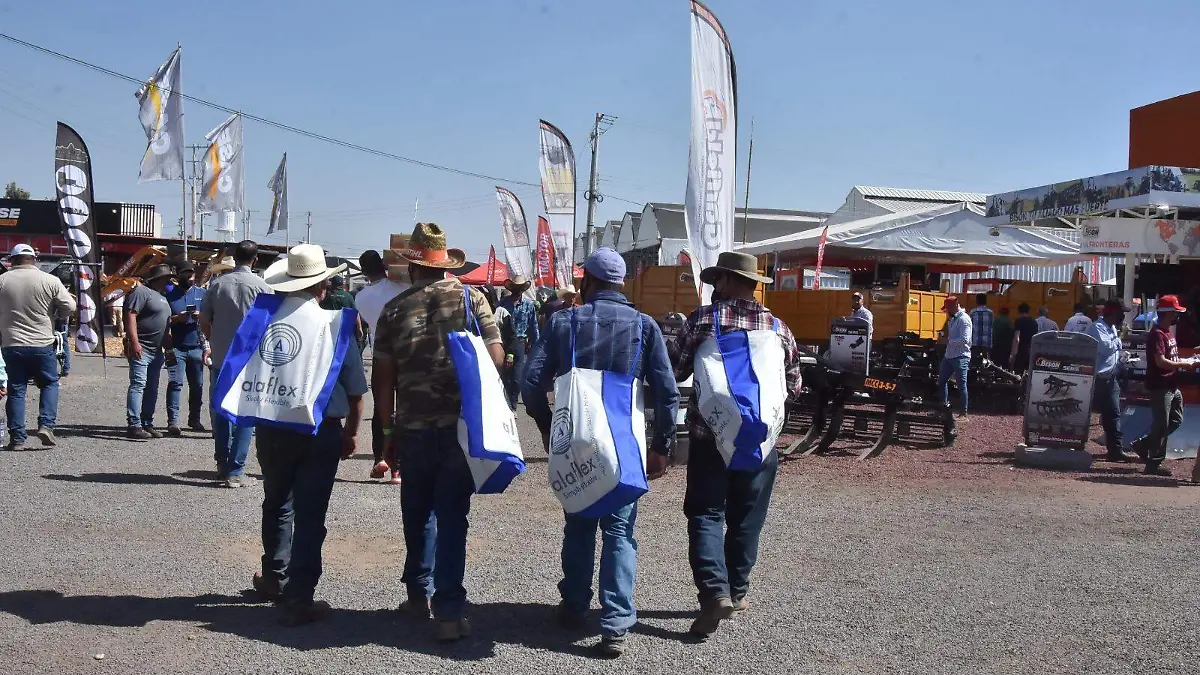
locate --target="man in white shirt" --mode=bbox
[354,250,409,481]
[1063,303,1093,333]
[1035,306,1059,333]
[850,292,873,339]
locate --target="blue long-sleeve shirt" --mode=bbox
[501,296,540,343]
[1085,317,1123,377]
[522,290,680,456]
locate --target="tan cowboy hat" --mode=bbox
[556,284,577,300]
[263,243,348,293]
[699,251,773,285]
[395,222,466,269]
[209,255,237,276]
[505,275,532,294]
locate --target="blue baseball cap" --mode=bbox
[584,247,626,284]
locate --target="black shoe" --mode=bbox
[143,426,164,439]
[189,421,207,433]
[593,634,626,658]
[1104,450,1135,463]
[396,598,432,620]
[166,425,183,437]
[555,601,587,631]
[279,600,331,627]
[127,427,152,440]
[1132,438,1149,461]
[1144,463,1172,477]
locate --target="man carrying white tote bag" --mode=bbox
[670,251,803,640]
[373,223,505,644]
[212,244,368,627]
[523,248,679,658]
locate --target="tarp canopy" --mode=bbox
[738,202,1085,267]
[456,260,509,285]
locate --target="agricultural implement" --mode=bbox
[782,335,956,461]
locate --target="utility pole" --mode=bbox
[306,211,312,244]
[187,144,205,242]
[242,209,252,240]
[583,112,616,258]
[741,117,755,245]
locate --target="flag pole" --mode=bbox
[741,117,754,246]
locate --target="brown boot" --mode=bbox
[731,595,750,613]
[251,572,282,602]
[689,597,735,637]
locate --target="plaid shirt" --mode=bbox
[669,298,802,441]
[969,306,993,348]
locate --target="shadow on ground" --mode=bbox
[0,589,672,660]
[43,472,217,488]
[54,424,137,442]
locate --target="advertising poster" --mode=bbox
[1120,331,1149,403]
[1081,217,1200,258]
[829,318,870,376]
[1023,332,1100,450]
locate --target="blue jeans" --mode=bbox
[560,502,639,638]
[684,436,778,604]
[166,347,205,426]
[57,328,71,375]
[3,345,60,443]
[127,346,166,428]
[396,425,473,620]
[210,369,254,477]
[938,355,970,413]
[257,421,343,605]
[503,344,527,410]
[1093,376,1123,454]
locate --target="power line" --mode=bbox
[0,32,541,188]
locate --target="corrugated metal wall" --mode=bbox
[943,257,1120,292]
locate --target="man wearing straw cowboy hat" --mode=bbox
[245,243,368,626]
[669,251,802,640]
[499,274,539,410]
[373,223,504,643]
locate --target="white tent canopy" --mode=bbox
[738,202,1085,267]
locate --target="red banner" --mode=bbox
[486,246,498,284]
[1090,255,1099,284]
[535,216,559,288]
[813,224,829,290]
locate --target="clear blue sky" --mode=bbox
[1,0,1198,260]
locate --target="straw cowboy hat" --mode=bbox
[263,243,348,293]
[395,222,466,269]
[699,251,772,285]
[556,284,577,300]
[209,255,236,276]
[505,275,532,294]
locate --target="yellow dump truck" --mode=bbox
[626,265,766,321]
[963,268,1113,328]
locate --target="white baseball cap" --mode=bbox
[10,244,37,258]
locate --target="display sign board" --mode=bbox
[829,318,870,376]
[1081,217,1200,258]
[1023,332,1100,450]
[986,166,1200,225]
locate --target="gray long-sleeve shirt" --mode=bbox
[0,265,76,348]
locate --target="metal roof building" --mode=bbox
[822,185,988,228]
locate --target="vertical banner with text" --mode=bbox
[496,187,533,281]
[684,0,737,303]
[535,216,559,288]
[54,123,104,354]
[539,120,577,282]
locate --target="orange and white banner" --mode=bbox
[813,224,829,290]
[199,113,244,214]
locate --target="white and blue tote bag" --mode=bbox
[215,294,358,434]
[693,310,788,470]
[548,311,648,518]
[447,286,526,494]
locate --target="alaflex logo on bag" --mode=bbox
[240,324,305,406]
[549,407,606,500]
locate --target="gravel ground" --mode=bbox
[0,356,1198,675]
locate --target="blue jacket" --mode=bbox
[522,290,680,456]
